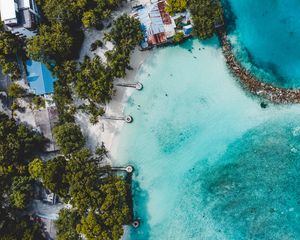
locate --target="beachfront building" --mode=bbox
[172,11,193,36]
[132,0,176,48]
[25,60,59,152]
[0,0,39,38]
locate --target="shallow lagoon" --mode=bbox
[116,38,300,239]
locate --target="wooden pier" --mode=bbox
[102,115,133,123]
[115,82,143,91]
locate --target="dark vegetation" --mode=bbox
[11,2,140,239]
[28,127,131,240]
[90,39,103,51]
[188,0,224,39]
[166,0,187,15]
[0,0,226,238]
[0,22,23,80]
[0,112,47,239]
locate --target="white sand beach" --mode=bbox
[75,0,152,164]
[76,47,150,164]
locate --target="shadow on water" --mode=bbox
[130,180,151,239]
[221,0,237,34]
[178,37,220,53]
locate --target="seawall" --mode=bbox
[218,29,300,104]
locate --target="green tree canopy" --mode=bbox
[9,176,34,209]
[53,80,76,124]
[37,0,123,28]
[53,122,85,155]
[66,148,108,213]
[0,216,46,240]
[26,23,74,65]
[0,112,46,239]
[76,56,114,104]
[55,208,82,240]
[8,83,26,98]
[64,148,130,240]
[0,112,46,177]
[0,30,22,80]
[104,14,143,78]
[52,61,78,124]
[28,158,43,179]
[36,0,86,25]
[188,0,224,39]
[41,156,69,198]
[166,0,187,15]
[105,14,143,52]
[76,176,130,240]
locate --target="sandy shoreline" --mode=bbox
[105,48,151,163]
[75,0,152,165]
[75,47,151,165]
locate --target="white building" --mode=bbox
[0,0,39,38]
[132,0,176,48]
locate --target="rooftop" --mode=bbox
[0,0,17,22]
[26,60,57,95]
[133,0,176,47]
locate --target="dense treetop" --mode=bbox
[0,112,46,176]
[55,208,82,240]
[76,56,114,104]
[166,0,187,15]
[26,23,74,65]
[0,30,23,80]
[0,112,47,239]
[189,0,224,39]
[103,14,143,78]
[53,122,85,155]
[105,14,143,52]
[30,145,131,240]
[36,0,123,28]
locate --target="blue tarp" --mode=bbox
[26,60,57,95]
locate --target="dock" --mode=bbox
[115,82,143,91]
[102,115,133,123]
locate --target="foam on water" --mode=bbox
[225,0,300,88]
[115,38,300,239]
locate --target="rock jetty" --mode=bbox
[217,29,300,104]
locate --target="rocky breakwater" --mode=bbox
[217,29,300,104]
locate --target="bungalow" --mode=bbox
[0,0,39,38]
[26,60,57,96]
[132,0,176,48]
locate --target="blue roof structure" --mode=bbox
[183,25,193,36]
[26,60,57,95]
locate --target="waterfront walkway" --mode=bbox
[217,29,300,104]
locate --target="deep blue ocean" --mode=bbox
[225,0,300,88]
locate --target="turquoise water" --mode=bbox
[116,38,300,239]
[225,0,300,88]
